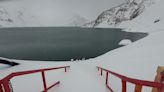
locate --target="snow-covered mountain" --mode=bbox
[0,0,125,27]
[84,0,156,28]
[119,0,164,32]
[0,7,14,27]
[0,0,160,29]
[0,6,41,28]
[69,14,88,27]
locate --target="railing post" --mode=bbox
[97,66,164,92]
[159,88,164,92]
[106,72,109,85]
[122,80,126,92]
[152,66,164,92]
[160,72,164,92]
[65,67,67,72]
[0,66,70,92]
[101,68,103,76]
[2,80,11,92]
[41,71,47,92]
[0,83,3,92]
[134,85,142,92]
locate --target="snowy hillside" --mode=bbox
[84,0,157,28]
[84,0,164,34]
[119,0,164,32]
[0,6,41,28]
[69,14,88,27]
[0,7,14,27]
[0,0,124,27]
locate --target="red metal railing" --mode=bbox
[97,66,164,92]
[0,66,70,92]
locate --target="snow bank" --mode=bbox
[118,39,132,45]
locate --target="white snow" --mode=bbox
[118,39,132,45]
[0,64,10,70]
[119,0,164,33]
[0,0,164,92]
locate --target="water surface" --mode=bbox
[0,27,147,61]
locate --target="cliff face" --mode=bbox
[84,0,155,27]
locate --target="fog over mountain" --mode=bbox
[0,0,125,27]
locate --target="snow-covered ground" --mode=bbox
[0,0,164,92]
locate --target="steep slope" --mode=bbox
[84,0,157,28]
[119,0,164,32]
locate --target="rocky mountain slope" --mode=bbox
[84,0,155,28]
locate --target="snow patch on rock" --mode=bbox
[84,0,156,28]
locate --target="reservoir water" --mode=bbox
[0,27,147,61]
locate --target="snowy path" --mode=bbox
[48,63,108,92]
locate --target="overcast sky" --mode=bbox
[0,0,125,26]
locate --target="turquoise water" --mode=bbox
[0,27,147,61]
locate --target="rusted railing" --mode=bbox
[0,66,70,92]
[97,66,164,92]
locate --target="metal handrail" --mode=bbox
[0,66,70,92]
[97,66,164,92]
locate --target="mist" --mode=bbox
[0,0,125,26]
